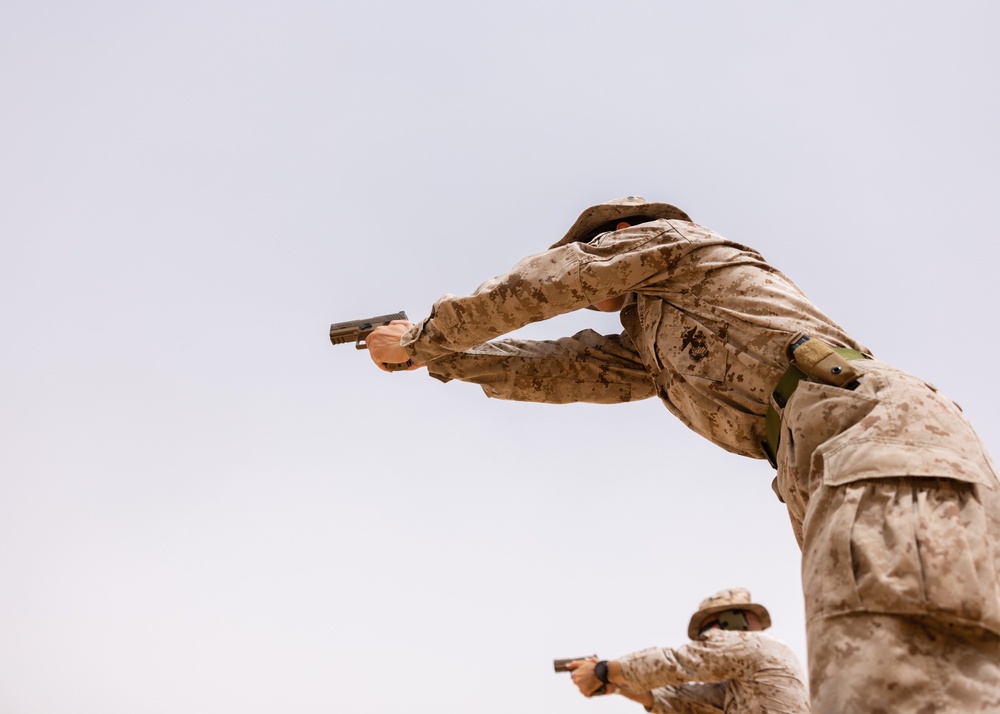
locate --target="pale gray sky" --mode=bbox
[2,2,999,713]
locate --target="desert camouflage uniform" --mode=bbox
[645,683,728,714]
[400,217,1000,712]
[619,630,810,714]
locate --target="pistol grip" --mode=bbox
[384,360,414,371]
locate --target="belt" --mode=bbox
[761,346,869,469]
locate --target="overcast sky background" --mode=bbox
[2,2,999,713]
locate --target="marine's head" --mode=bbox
[549,195,691,250]
[688,587,772,639]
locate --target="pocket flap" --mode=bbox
[821,438,998,489]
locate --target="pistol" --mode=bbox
[329,310,413,371]
[553,656,595,673]
[554,655,606,695]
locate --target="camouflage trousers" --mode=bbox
[801,475,1000,712]
[776,361,1000,712]
[808,613,1000,712]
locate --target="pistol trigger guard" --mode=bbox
[355,336,368,350]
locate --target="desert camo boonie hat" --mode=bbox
[549,195,692,249]
[687,587,772,639]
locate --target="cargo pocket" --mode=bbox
[781,379,880,500]
[801,479,868,618]
[815,368,998,489]
[794,370,1000,631]
[909,481,1000,629]
[804,475,1000,634]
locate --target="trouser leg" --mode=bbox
[807,611,1000,713]
[799,475,1000,712]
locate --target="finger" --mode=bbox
[383,359,413,372]
[368,348,390,372]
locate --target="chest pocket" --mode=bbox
[646,304,727,383]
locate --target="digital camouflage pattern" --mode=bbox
[403,218,866,458]
[808,613,1000,712]
[778,358,1000,711]
[778,359,1000,627]
[646,682,727,714]
[618,630,810,714]
[399,201,1000,712]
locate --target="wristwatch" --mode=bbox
[594,660,610,684]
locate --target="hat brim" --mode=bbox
[687,602,772,639]
[549,201,692,250]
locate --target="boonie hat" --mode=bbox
[687,587,772,639]
[549,195,691,250]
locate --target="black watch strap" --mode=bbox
[594,660,610,684]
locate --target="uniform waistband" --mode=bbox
[762,347,870,469]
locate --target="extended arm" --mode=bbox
[397,223,685,365]
[617,635,756,691]
[568,663,723,713]
[571,634,756,698]
[425,329,656,403]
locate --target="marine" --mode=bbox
[364,196,1000,712]
[566,588,810,714]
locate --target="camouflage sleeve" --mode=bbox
[619,634,758,690]
[425,329,656,404]
[402,223,691,364]
[648,683,727,714]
